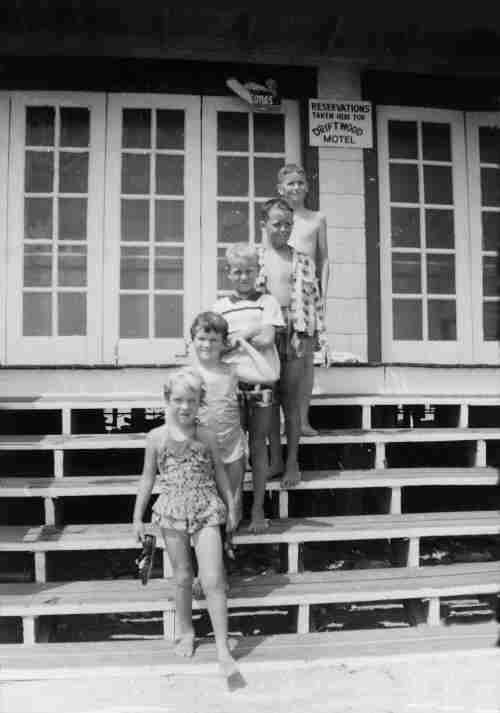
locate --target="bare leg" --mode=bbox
[224,457,245,527]
[247,403,272,532]
[268,402,284,478]
[193,526,245,689]
[300,348,318,436]
[162,528,195,657]
[280,356,305,487]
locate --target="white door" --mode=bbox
[0,93,9,364]
[103,94,201,364]
[6,92,106,364]
[201,97,300,305]
[377,106,472,363]
[466,113,500,362]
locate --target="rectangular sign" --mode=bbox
[309,99,373,148]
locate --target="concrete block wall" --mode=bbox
[318,64,368,360]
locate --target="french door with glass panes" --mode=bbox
[6,92,106,364]
[201,97,300,305]
[103,94,201,364]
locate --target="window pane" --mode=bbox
[422,122,451,162]
[424,165,453,204]
[157,110,184,150]
[255,157,283,198]
[60,107,90,147]
[155,294,183,338]
[392,253,421,293]
[120,246,149,289]
[154,246,183,289]
[24,245,52,287]
[391,207,420,247]
[482,212,500,251]
[254,202,265,243]
[217,112,248,151]
[217,246,232,290]
[389,164,419,203]
[218,157,248,196]
[26,106,55,146]
[481,167,500,207]
[483,256,500,296]
[59,198,87,240]
[25,151,54,193]
[427,254,455,294]
[393,299,422,340]
[122,154,150,194]
[122,109,151,148]
[428,300,456,340]
[155,200,184,242]
[425,209,454,249]
[58,293,86,335]
[25,197,52,240]
[58,245,87,287]
[218,202,249,243]
[120,294,148,338]
[479,126,500,164]
[156,155,184,195]
[121,200,149,242]
[254,113,285,153]
[388,121,417,159]
[483,302,500,340]
[23,292,51,336]
[59,152,89,193]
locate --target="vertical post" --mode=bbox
[54,450,64,479]
[474,440,486,467]
[279,491,289,519]
[375,442,386,469]
[22,616,36,645]
[426,597,441,626]
[62,408,71,435]
[361,405,371,430]
[288,543,299,574]
[34,552,47,582]
[458,403,468,429]
[297,604,310,634]
[390,486,402,514]
[163,609,176,640]
[407,538,420,567]
[44,497,56,526]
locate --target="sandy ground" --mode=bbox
[2,650,499,713]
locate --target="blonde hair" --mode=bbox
[225,243,259,266]
[163,367,206,405]
[277,163,307,184]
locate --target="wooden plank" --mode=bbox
[0,563,497,618]
[1,511,498,552]
[1,467,498,498]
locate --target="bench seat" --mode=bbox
[1,562,498,643]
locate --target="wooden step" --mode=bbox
[2,511,498,580]
[1,562,498,643]
[1,623,497,680]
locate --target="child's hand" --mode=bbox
[133,520,145,542]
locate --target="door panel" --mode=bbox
[6,93,105,364]
[104,94,201,364]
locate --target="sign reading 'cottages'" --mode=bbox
[309,100,373,148]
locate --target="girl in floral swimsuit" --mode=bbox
[132,368,242,686]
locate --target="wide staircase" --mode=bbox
[0,365,499,678]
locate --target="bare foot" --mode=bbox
[301,423,318,437]
[174,633,195,658]
[219,653,246,691]
[249,509,270,533]
[281,464,301,488]
[268,459,284,479]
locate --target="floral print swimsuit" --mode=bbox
[151,426,226,535]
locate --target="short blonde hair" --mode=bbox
[225,243,259,266]
[163,367,206,405]
[277,163,307,184]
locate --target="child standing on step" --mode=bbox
[212,243,284,533]
[132,367,242,685]
[277,163,329,437]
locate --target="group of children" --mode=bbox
[132,164,329,686]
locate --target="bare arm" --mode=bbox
[235,336,277,383]
[132,431,158,541]
[248,324,275,349]
[317,215,330,300]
